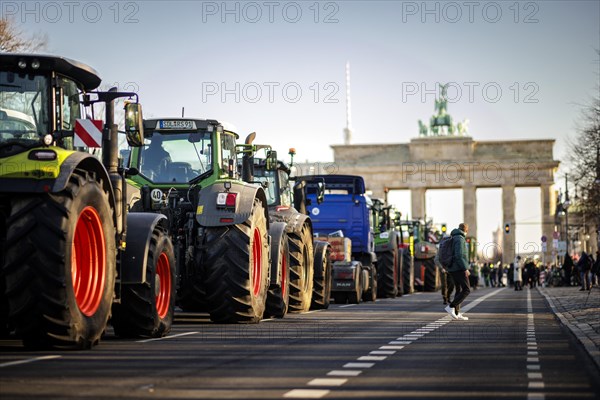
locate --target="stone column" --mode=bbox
[411,187,426,220]
[502,185,516,265]
[463,185,477,239]
[540,183,556,264]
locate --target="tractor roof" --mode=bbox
[0,53,101,91]
[297,174,366,195]
[143,118,238,138]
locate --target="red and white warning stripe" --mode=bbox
[74,119,103,148]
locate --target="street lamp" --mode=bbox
[564,174,571,255]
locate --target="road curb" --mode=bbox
[537,287,600,371]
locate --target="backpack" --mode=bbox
[438,236,454,269]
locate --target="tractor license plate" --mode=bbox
[159,120,196,130]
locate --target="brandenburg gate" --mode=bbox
[330,86,560,264]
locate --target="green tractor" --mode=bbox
[126,119,270,323]
[250,148,332,317]
[0,54,176,348]
[372,198,402,298]
[401,219,440,292]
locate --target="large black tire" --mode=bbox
[265,224,290,319]
[0,203,9,337]
[311,241,332,310]
[424,258,439,292]
[3,169,116,349]
[401,247,414,294]
[362,266,377,302]
[203,199,269,323]
[347,272,362,304]
[112,226,176,337]
[287,224,314,313]
[377,248,398,298]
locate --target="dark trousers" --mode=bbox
[449,270,471,314]
[441,271,455,303]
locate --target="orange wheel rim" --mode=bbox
[155,252,171,319]
[251,228,262,296]
[71,206,106,317]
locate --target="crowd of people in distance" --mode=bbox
[444,250,599,292]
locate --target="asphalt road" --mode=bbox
[1,287,599,400]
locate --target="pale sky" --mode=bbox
[9,0,599,254]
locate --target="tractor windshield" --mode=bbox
[0,72,49,147]
[138,131,212,183]
[254,167,278,205]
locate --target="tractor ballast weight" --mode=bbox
[0,54,176,348]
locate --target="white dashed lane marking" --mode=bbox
[526,289,545,399]
[284,389,330,398]
[281,288,505,398]
[308,378,347,386]
[0,355,62,368]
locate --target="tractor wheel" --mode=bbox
[401,248,414,294]
[363,267,377,302]
[3,169,116,349]
[0,268,9,337]
[311,241,332,310]
[424,258,439,292]
[377,248,399,298]
[112,226,175,337]
[203,199,269,323]
[333,293,347,304]
[0,206,9,337]
[287,224,314,313]
[265,227,290,319]
[348,274,362,304]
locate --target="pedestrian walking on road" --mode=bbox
[514,256,523,291]
[563,253,574,286]
[444,223,471,321]
[435,250,455,305]
[577,252,592,291]
[592,251,600,288]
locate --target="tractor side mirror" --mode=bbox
[124,102,144,147]
[266,150,278,171]
[316,181,325,204]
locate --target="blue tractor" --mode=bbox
[301,175,377,304]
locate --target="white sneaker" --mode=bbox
[457,313,469,321]
[445,305,458,319]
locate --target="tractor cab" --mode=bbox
[0,54,99,155]
[128,118,238,187]
[0,54,143,161]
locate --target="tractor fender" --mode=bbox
[270,206,313,237]
[313,240,331,279]
[268,222,287,286]
[375,231,399,253]
[0,150,117,223]
[196,181,269,227]
[120,212,169,284]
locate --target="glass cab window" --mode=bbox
[56,76,83,149]
[278,169,291,207]
[0,72,49,146]
[139,131,212,183]
[221,132,237,177]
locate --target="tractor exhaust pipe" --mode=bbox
[242,132,256,183]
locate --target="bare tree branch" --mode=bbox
[0,18,47,53]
